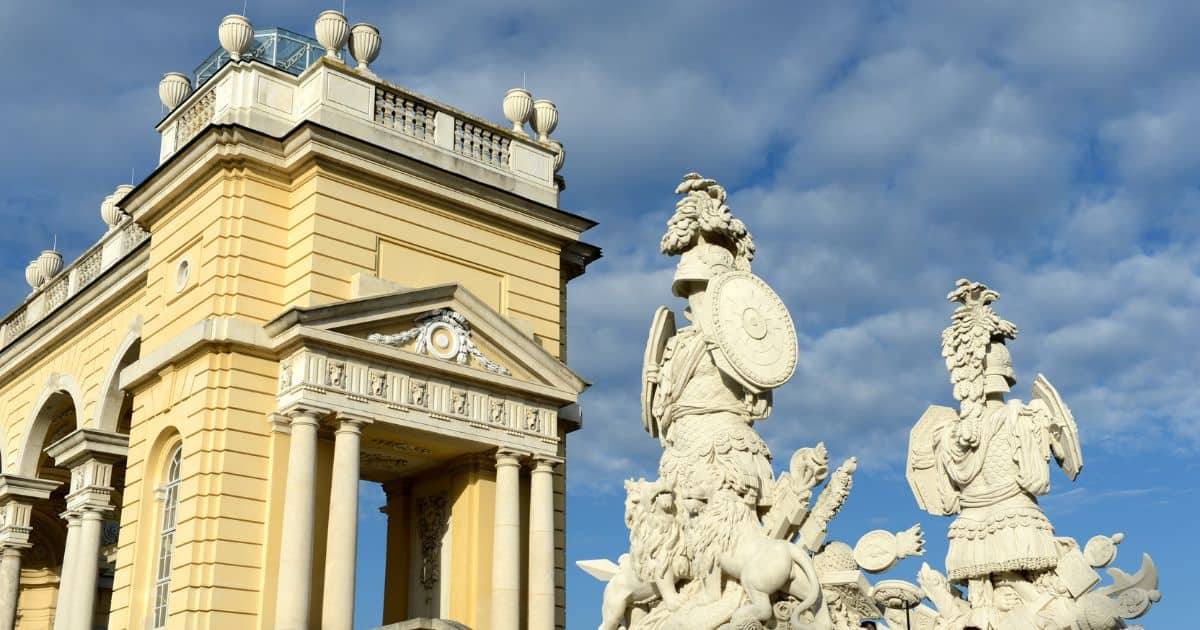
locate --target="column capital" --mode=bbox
[334,412,372,434]
[268,412,293,434]
[60,458,118,515]
[530,455,561,472]
[278,404,333,427]
[494,448,526,468]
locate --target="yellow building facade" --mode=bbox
[0,17,596,630]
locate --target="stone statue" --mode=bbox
[895,279,1162,630]
[580,179,1162,629]
[581,174,929,630]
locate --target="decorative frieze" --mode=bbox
[277,347,560,442]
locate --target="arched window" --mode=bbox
[153,445,182,628]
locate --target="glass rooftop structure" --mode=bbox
[194,27,335,87]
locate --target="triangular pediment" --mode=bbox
[264,284,587,398]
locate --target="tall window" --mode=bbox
[153,445,182,628]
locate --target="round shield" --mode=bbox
[704,271,798,389]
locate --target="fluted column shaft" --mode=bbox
[322,417,367,630]
[491,450,522,630]
[0,547,23,630]
[274,411,321,630]
[528,458,557,630]
[67,509,104,630]
[52,512,81,630]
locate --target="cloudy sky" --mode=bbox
[1,1,1193,627]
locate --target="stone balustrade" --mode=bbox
[0,221,148,348]
[157,56,560,206]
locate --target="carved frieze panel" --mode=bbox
[277,348,561,445]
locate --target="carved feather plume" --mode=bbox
[661,172,756,271]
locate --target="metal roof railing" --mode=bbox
[194,27,332,87]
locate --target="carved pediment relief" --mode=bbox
[367,309,510,376]
[265,282,587,401]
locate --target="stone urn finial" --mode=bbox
[349,23,382,76]
[219,14,254,62]
[503,88,533,137]
[24,260,41,291]
[315,10,349,58]
[100,194,119,230]
[36,249,63,284]
[531,99,558,142]
[158,72,192,111]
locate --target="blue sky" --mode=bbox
[1,1,1194,627]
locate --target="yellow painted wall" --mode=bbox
[3,122,580,628]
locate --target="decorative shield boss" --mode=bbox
[704,271,798,389]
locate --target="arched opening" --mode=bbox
[16,385,79,629]
[95,334,141,435]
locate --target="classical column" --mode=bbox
[67,509,105,630]
[45,430,126,630]
[0,477,56,630]
[0,548,22,630]
[52,512,81,630]
[274,409,321,630]
[321,415,369,630]
[491,449,522,630]
[528,457,557,630]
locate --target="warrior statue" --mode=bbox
[646,172,781,515]
[905,279,1160,630]
[582,174,929,630]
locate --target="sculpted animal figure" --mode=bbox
[599,479,688,630]
[714,489,831,630]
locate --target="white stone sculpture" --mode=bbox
[158,72,192,110]
[36,249,63,283]
[315,10,349,58]
[581,173,928,630]
[892,278,1162,630]
[24,260,41,291]
[368,308,510,376]
[219,14,254,62]
[503,88,534,137]
[531,99,558,142]
[102,184,135,230]
[348,23,381,77]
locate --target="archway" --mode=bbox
[14,379,80,629]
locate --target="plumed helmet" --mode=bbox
[671,241,734,297]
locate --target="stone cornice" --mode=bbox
[122,120,596,247]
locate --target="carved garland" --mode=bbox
[368,309,511,376]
